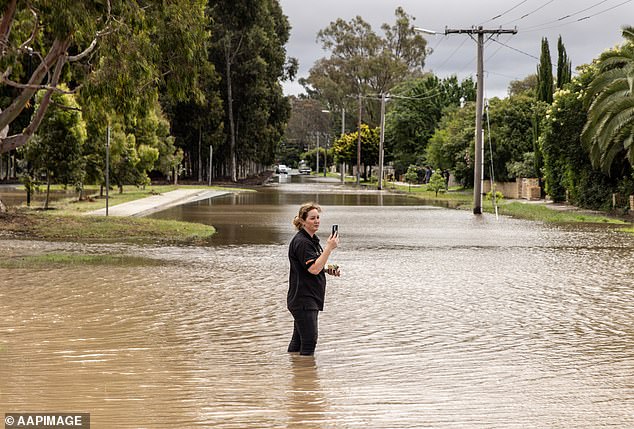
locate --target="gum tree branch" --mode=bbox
[0,41,69,153]
[0,0,18,53]
[17,4,38,52]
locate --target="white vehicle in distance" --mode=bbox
[276,164,288,174]
[298,161,311,175]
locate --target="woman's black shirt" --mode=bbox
[287,228,326,311]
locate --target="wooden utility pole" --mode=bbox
[316,133,320,176]
[105,125,110,217]
[378,93,386,190]
[445,26,517,214]
[340,108,345,183]
[357,93,362,185]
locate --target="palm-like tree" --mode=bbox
[581,26,634,174]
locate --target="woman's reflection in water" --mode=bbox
[287,356,327,427]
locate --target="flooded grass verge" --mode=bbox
[0,210,215,244]
[493,201,626,224]
[0,252,167,269]
[386,184,630,226]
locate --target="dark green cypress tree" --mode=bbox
[536,38,554,103]
[556,35,572,89]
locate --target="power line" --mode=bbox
[433,36,470,70]
[490,38,539,60]
[430,34,448,54]
[489,36,570,75]
[574,0,633,21]
[485,34,515,62]
[388,91,444,101]
[479,0,529,25]
[521,0,631,32]
[522,0,610,29]
[484,69,524,81]
[501,0,556,26]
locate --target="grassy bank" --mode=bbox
[0,252,167,269]
[0,210,216,244]
[0,184,246,244]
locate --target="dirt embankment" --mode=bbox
[0,210,36,237]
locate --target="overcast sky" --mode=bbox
[278,0,632,99]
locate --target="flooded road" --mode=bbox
[1,177,634,428]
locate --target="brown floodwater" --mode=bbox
[1,176,634,428]
[0,185,77,207]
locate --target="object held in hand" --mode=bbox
[327,264,341,276]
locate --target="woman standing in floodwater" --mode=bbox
[287,202,340,356]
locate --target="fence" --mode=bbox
[482,178,541,200]
[612,193,634,212]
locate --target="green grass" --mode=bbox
[0,184,248,244]
[17,184,248,215]
[386,183,474,205]
[386,183,629,225]
[1,210,216,244]
[0,252,167,269]
[492,201,626,224]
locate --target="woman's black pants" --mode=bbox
[288,309,319,356]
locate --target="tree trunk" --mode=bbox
[197,124,202,182]
[44,172,51,210]
[0,37,70,134]
[0,197,6,213]
[225,42,237,182]
[0,0,18,47]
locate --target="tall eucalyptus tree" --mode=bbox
[208,0,296,181]
[302,7,428,126]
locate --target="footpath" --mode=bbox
[86,189,230,217]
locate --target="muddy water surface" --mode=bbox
[1,179,634,428]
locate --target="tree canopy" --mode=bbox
[208,0,296,180]
[385,75,476,175]
[301,7,428,126]
[581,26,634,175]
[0,0,210,154]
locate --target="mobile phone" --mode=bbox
[331,224,339,235]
